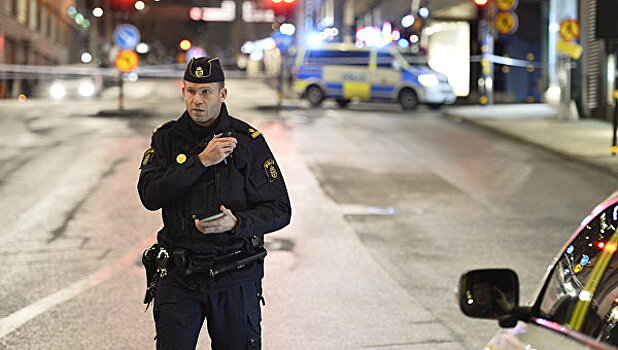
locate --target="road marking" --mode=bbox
[0,237,154,339]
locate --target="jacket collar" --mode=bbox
[173,103,232,144]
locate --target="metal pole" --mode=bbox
[118,72,124,111]
[277,53,283,107]
[612,46,618,156]
[478,6,493,105]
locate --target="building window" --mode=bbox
[17,0,27,24]
[28,0,37,30]
[40,5,47,36]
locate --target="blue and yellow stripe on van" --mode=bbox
[294,65,323,95]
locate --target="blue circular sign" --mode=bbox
[273,32,293,51]
[114,24,141,50]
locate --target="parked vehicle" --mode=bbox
[293,43,456,110]
[458,191,618,350]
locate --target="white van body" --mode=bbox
[293,43,456,109]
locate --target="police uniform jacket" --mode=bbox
[138,103,291,291]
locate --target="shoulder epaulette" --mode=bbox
[152,120,176,134]
[230,118,263,140]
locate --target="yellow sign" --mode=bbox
[557,39,582,59]
[495,11,518,35]
[115,50,139,73]
[559,19,580,42]
[496,0,518,11]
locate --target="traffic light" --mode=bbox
[269,0,297,20]
[110,0,136,12]
[473,0,488,6]
[179,39,192,51]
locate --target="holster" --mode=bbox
[141,244,167,306]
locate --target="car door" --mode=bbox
[488,198,618,350]
[368,51,400,100]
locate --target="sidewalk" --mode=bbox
[443,104,618,175]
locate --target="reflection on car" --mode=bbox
[459,191,618,350]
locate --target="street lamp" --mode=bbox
[81,52,93,63]
[92,7,103,18]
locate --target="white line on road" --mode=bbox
[0,237,155,339]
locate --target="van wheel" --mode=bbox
[336,98,351,108]
[306,85,325,107]
[428,104,442,110]
[398,89,418,110]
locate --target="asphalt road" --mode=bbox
[0,78,616,349]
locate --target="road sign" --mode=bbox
[557,38,582,59]
[496,0,518,11]
[114,24,141,50]
[559,19,580,42]
[273,32,293,51]
[495,11,518,35]
[115,50,139,72]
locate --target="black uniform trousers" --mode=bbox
[154,274,262,350]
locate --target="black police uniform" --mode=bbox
[137,57,291,350]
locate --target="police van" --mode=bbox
[293,43,456,110]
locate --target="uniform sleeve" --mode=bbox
[233,138,291,237]
[137,133,208,211]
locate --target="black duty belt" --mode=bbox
[141,245,267,308]
[172,247,267,278]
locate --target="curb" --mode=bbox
[443,111,618,178]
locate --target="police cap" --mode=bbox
[183,57,225,83]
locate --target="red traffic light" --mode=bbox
[473,0,488,6]
[270,0,297,17]
[110,0,136,11]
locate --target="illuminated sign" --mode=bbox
[242,1,275,22]
[496,0,518,11]
[115,50,139,72]
[559,19,580,42]
[495,11,518,35]
[190,1,235,22]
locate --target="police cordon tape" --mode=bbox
[0,63,247,80]
[470,54,542,68]
[0,63,185,79]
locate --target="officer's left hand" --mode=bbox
[194,205,238,234]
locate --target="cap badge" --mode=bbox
[195,66,204,77]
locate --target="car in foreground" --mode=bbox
[459,191,618,350]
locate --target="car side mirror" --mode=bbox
[391,60,401,71]
[458,269,519,320]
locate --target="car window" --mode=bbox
[376,52,395,68]
[401,52,429,66]
[539,201,618,345]
[305,50,370,66]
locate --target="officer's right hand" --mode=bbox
[198,134,237,166]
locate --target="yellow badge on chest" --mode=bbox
[176,153,187,164]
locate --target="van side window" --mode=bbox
[377,52,395,68]
[306,50,370,66]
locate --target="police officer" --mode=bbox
[138,57,291,350]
